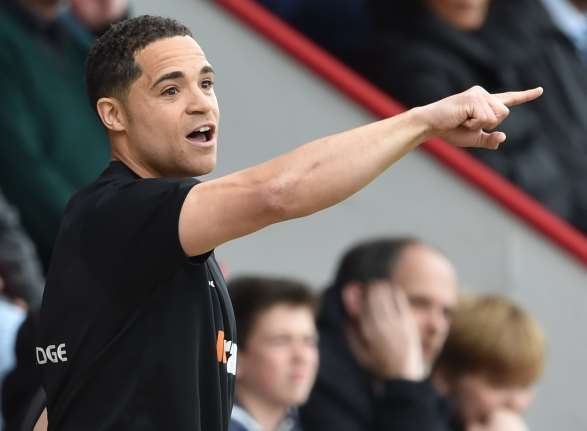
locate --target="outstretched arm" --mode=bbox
[179,86,542,256]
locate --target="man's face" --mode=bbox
[425,0,492,30]
[121,36,220,177]
[448,373,534,426]
[237,305,319,408]
[392,245,458,367]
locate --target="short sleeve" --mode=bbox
[80,176,201,292]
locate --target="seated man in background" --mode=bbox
[300,237,458,430]
[0,0,125,269]
[433,294,546,431]
[364,0,582,231]
[228,276,319,431]
[368,0,587,234]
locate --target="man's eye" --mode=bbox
[162,87,179,96]
[268,335,289,345]
[201,79,214,90]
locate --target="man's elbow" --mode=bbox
[263,174,300,222]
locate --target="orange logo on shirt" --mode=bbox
[216,330,237,375]
[216,330,227,363]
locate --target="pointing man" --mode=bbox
[38,15,542,431]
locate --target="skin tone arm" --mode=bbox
[33,409,48,431]
[179,86,543,256]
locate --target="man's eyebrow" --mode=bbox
[201,65,215,75]
[151,66,215,89]
[151,70,185,89]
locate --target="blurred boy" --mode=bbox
[433,294,546,431]
[229,276,319,431]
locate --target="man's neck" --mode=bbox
[18,0,61,20]
[236,390,289,431]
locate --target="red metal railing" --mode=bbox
[214,0,587,266]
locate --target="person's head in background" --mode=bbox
[425,0,492,30]
[17,0,63,19]
[334,237,458,371]
[69,0,128,36]
[229,276,319,431]
[370,0,492,31]
[432,294,546,429]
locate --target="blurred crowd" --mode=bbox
[0,0,563,430]
[259,0,587,234]
[227,238,545,431]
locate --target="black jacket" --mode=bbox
[483,0,587,232]
[300,287,458,431]
[364,1,580,227]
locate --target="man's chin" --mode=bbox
[183,159,217,177]
[193,164,216,177]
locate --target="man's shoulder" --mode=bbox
[67,162,197,207]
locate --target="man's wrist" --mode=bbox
[408,105,439,143]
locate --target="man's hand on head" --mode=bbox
[354,281,425,381]
[414,85,543,150]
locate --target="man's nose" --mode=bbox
[291,341,314,363]
[186,88,214,114]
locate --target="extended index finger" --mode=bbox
[494,87,543,107]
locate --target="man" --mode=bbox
[481,0,587,233]
[228,276,318,431]
[432,294,546,431]
[300,237,458,430]
[366,0,579,229]
[37,14,541,431]
[0,0,115,269]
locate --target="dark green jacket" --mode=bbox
[0,4,109,268]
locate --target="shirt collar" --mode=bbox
[231,405,298,431]
[540,0,587,45]
[231,405,262,431]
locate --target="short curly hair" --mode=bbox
[85,15,192,112]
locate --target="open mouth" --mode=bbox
[186,125,215,143]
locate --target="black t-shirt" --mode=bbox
[39,161,237,430]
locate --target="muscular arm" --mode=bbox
[179,110,427,256]
[179,86,542,256]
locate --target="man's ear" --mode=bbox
[341,282,364,320]
[96,97,127,132]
